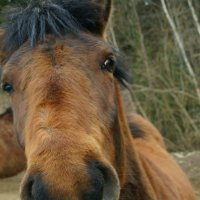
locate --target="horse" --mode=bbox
[0,30,26,178]
[0,0,196,199]
[0,108,26,177]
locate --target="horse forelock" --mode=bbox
[1,0,133,86]
[3,0,106,52]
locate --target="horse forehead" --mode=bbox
[13,37,102,80]
[42,34,108,59]
[11,34,106,67]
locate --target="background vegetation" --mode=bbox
[0,0,200,151]
[110,0,200,151]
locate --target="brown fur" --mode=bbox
[1,34,195,200]
[0,109,26,178]
[0,0,196,199]
[0,29,6,63]
[0,29,26,178]
[128,114,166,149]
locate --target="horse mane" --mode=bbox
[3,0,133,85]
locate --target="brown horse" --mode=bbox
[0,108,26,177]
[0,0,196,199]
[0,29,26,178]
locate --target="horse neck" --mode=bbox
[113,82,157,200]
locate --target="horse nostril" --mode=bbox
[21,174,51,200]
[97,163,120,200]
[21,175,34,200]
[84,162,120,200]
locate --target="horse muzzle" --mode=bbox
[20,161,120,200]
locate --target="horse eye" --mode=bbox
[2,83,14,94]
[101,57,116,73]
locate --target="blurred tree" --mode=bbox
[0,0,23,22]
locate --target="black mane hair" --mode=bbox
[114,55,133,86]
[3,0,133,85]
[4,0,105,50]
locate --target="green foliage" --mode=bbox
[112,0,200,151]
[0,0,24,22]
[0,0,23,7]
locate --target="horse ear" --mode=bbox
[95,0,112,34]
[71,0,112,36]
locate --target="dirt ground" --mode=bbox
[173,151,200,199]
[0,171,22,200]
[0,152,199,200]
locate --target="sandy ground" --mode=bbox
[173,151,200,199]
[0,152,199,200]
[0,172,22,200]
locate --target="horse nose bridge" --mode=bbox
[25,132,105,174]
[25,99,96,133]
